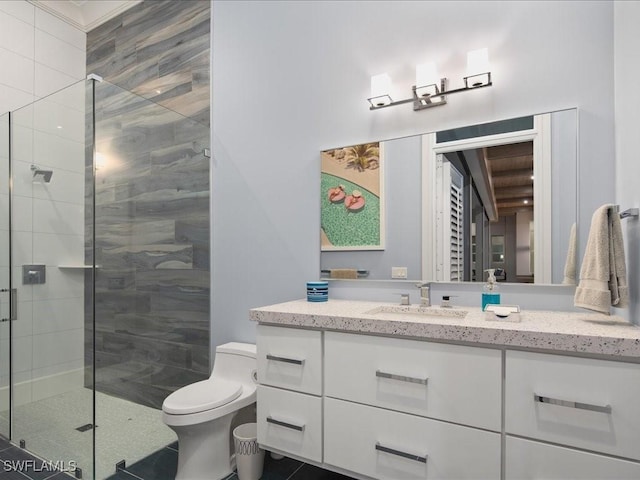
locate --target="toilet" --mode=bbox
[162,342,257,480]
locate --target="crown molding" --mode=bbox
[84,0,142,32]
[28,0,142,33]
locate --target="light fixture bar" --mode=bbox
[369,73,492,111]
[368,95,414,109]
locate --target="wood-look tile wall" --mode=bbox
[86,0,210,408]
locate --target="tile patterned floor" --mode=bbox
[0,388,176,479]
[3,435,356,480]
[0,437,75,480]
[107,444,355,480]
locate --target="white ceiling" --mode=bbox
[29,0,141,32]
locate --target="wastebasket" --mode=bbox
[233,423,265,480]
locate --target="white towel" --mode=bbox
[574,205,628,314]
[562,223,577,285]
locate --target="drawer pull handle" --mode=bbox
[534,394,612,414]
[375,442,427,464]
[266,416,305,432]
[376,370,428,385]
[266,354,305,365]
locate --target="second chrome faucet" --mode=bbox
[399,283,431,306]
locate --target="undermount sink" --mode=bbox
[364,305,468,319]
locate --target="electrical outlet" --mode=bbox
[391,267,408,279]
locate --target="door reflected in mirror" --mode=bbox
[320,108,577,285]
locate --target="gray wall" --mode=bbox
[87,0,210,126]
[87,0,211,408]
[212,0,616,347]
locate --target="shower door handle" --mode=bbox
[10,288,17,320]
[0,288,17,322]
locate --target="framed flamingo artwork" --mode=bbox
[321,142,385,251]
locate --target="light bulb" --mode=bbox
[370,73,392,106]
[466,48,490,87]
[415,62,439,97]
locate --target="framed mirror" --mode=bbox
[320,108,577,285]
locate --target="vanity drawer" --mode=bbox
[257,325,322,395]
[324,331,502,430]
[505,350,640,461]
[324,397,500,480]
[256,385,322,463]
[506,436,640,479]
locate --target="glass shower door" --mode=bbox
[9,79,94,477]
[0,112,10,440]
[92,80,209,478]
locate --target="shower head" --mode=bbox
[30,165,53,183]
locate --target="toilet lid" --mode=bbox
[163,378,243,415]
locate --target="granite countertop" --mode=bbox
[250,299,640,359]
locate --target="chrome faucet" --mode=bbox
[415,282,430,307]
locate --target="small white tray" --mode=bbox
[484,304,521,322]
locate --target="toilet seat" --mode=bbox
[163,378,242,415]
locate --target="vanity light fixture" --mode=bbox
[369,73,393,107]
[367,48,493,111]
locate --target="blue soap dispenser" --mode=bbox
[482,269,501,311]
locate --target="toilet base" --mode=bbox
[174,411,237,480]
[169,403,257,480]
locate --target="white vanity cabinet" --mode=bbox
[323,332,502,479]
[252,299,640,479]
[325,397,501,480]
[256,325,323,462]
[256,385,323,462]
[505,350,640,478]
[256,324,322,395]
[256,325,502,479]
[324,331,502,431]
[324,398,500,480]
[506,436,640,479]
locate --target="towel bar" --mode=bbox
[618,207,639,219]
[321,269,369,278]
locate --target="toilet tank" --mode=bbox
[211,342,256,384]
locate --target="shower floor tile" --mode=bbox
[6,387,176,480]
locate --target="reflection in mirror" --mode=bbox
[321,142,384,253]
[320,109,577,284]
[424,110,577,285]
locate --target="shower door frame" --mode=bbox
[0,111,15,442]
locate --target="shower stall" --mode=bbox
[0,77,210,479]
